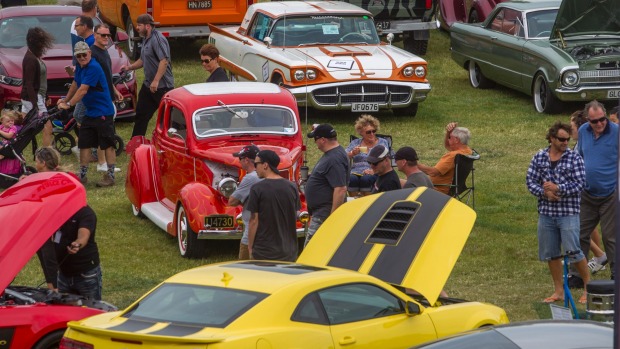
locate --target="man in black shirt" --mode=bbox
[367,145,400,193]
[54,205,102,300]
[246,150,301,261]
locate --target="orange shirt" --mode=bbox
[430,147,472,194]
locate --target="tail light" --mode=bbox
[425,0,432,9]
[247,0,254,6]
[147,0,153,16]
[59,337,94,349]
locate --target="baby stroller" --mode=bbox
[0,108,58,188]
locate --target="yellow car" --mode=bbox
[61,187,508,349]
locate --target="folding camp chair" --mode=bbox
[436,150,480,208]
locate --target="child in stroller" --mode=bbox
[0,109,18,160]
[0,108,56,188]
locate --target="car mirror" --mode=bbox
[116,31,129,43]
[404,301,421,316]
[386,33,394,45]
[167,127,185,142]
[264,36,273,48]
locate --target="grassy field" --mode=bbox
[12,9,612,321]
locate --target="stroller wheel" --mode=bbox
[54,132,76,156]
[113,134,124,157]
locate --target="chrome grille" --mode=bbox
[579,69,620,84]
[313,84,412,106]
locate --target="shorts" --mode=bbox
[78,115,115,150]
[73,101,86,124]
[21,95,47,116]
[304,216,325,247]
[537,214,585,262]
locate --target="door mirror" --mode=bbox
[405,301,421,316]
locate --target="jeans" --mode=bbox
[304,216,325,247]
[537,214,584,263]
[58,265,102,300]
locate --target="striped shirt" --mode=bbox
[526,147,585,216]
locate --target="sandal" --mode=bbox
[579,293,587,304]
[543,294,564,303]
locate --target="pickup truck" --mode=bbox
[97,0,251,60]
[339,0,439,55]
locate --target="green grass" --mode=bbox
[12,14,609,321]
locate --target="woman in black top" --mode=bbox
[199,43,229,82]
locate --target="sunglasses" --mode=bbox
[75,53,88,59]
[368,158,384,166]
[589,116,607,124]
[201,58,212,64]
[555,136,570,142]
[97,33,111,38]
[365,129,377,135]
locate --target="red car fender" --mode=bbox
[1,304,103,349]
[126,143,160,209]
[173,182,230,235]
[471,0,500,22]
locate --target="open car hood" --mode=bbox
[551,0,619,40]
[0,172,86,292]
[297,187,476,305]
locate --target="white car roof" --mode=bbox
[249,1,372,17]
[183,82,281,96]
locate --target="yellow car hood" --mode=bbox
[297,187,476,305]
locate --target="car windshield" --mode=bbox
[526,9,558,39]
[269,15,380,46]
[0,15,98,49]
[123,283,268,328]
[193,105,298,138]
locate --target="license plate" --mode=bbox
[205,215,234,228]
[607,90,620,98]
[188,0,212,9]
[351,102,379,112]
[376,21,391,31]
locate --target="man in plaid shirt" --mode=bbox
[526,121,590,304]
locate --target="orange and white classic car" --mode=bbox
[208,1,431,117]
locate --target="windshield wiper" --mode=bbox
[217,100,244,119]
[297,42,332,46]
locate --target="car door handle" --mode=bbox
[157,150,164,154]
[339,336,356,345]
[490,36,498,40]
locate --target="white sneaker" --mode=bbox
[71,146,80,162]
[97,163,121,172]
[588,257,607,274]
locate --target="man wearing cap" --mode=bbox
[418,122,473,194]
[245,150,301,261]
[121,13,174,138]
[367,145,400,193]
[304,124,349,246]
[59,42,116,187]
[395,146,433,189]
[229,145,262,260]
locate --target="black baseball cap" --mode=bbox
[233,145,259,159]
[307,123,337,139]
[394,146,418,161]
[366,145,389,163]
[256,150,280,174]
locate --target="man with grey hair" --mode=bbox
[419,122,473,194]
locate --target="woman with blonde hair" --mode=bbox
[345,114,389,197]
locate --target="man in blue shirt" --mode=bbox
[59,42,116,187]
[576,100,618,280]
[526,121,590,304]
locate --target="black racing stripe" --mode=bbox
[328,189,415,270]
[108,319,157,332]
[149,324,203,337]
[368,189,451,284]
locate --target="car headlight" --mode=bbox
[0,65,22,86]
[414,66,426,78]
[218,177,237,198]
[403,67,414,77]
[306,69,317,80]
[562,71,579,87]
[298,211,309,224]
[294,70,306,81]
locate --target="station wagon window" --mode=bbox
[193,105,298,138]
[294,283,404,325]
[123,283,268,328]
[249,13,274,41]
[489,8,523,37]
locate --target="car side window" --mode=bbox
[249,13,273,42]
[291,293,330,325]
[489,8,522,36]
[315,283,404,325]
[169,106,186,139]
